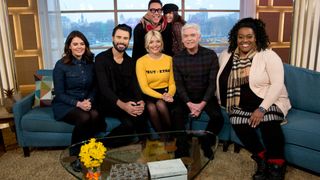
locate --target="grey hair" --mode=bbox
[181,23,201,36]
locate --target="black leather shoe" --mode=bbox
[199,135,215,160]
[251,155,268,180]
[268,164,286,180]
[202,146,214,159]
[175,137,190,158]
[71,159,82,172]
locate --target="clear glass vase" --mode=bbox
[85,167,101,180]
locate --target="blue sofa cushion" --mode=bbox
[232,108,320,151]
[284,64,320,113]
[105,117,121,132]
[22,107,74,133]
[37,69,53,76]
[282,108,320,150]
[189,110,231,141]
[21,107,122,133]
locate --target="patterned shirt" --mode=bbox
[173,45,219,103]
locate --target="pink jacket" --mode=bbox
[216,49,291,116]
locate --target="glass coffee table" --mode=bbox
[60,130,218,179]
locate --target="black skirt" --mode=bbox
[143,87,168,103]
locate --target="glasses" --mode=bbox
[149,8,162,14]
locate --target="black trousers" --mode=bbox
[232,121,285,159]
[102,106,150,138]
[171,97,224,135]
[62,108,106,156]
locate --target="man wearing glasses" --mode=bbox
[132,0,173,61]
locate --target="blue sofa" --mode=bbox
[229,64,320,173]
[13,69,231,157]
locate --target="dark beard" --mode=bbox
[113,41,128,53]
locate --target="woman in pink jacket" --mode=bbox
[216,18,291,180]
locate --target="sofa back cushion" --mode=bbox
[284,64,320,113]
[37,69,53,76]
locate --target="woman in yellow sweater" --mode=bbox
[136,30,176,134]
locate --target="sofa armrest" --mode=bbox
[13,92,35,146]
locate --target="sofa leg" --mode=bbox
[234,143,241,153]
[222,141,230,152]
[23,147,30,157]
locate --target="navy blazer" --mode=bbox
[52,57,96,120]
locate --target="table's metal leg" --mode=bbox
[0,129,6,152]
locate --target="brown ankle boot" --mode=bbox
[251,155,268,180]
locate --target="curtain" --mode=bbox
[291,0,320,71]
[240,0,256,18]
[38,0,64,69]
[0,0,17,101]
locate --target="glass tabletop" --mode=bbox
[60,130,218,180]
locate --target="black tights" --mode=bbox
[62,108,106,155]
[146,99,172,132]
[232,121,285,159]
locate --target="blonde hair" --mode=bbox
[144,30,164,53]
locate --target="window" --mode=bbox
[40,0,243,68]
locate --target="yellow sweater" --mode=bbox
[136,54,176,99]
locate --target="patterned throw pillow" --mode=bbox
[34,74,54,107]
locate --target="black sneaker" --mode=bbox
[70,159,82,172]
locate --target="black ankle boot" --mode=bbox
[268,164,286,180]
[251,155,268,180]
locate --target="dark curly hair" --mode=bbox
[228,17,270,53]
[148,0,162,9]
[62,30,94,64]
[112,24,132,39]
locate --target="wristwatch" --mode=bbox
[258,106,267,113]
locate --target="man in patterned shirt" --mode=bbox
[172,23,224,159]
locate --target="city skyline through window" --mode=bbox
[58,0,240,55]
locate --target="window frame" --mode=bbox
[40,0,256,68]
[59,0,240,50]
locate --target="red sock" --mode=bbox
[258,150,266,159]
[268,159,285,166]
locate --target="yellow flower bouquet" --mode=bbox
[79,138,107,180]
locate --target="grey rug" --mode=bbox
[0,129,319,180]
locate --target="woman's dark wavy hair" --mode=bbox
[173,11,186,25]
[62,30,94,64]
[228,17,270,53]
